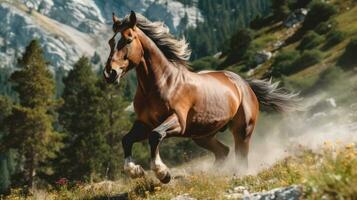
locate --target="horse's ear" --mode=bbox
[112,12,122,32]
[112,12,120,24]
[129,11,137,27]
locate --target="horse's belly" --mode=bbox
[185,107,233,137]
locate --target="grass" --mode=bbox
[231,143,357,199]
[2,143,356,200]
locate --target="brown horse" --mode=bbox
[103,11,299,183]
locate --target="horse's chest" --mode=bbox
[134,97,170,128]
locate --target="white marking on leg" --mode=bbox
[151,156,169,180]
[124,156,144,178]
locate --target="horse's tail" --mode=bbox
[247,79,301,112]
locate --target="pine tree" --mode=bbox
[11,40,56,109]
[0,96,13,194]
[5,40,62,189]
[58,57,110,181]
[271,0,290,20]
[96,75,132,180]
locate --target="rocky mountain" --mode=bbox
[0,0,203,71]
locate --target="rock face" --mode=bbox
[254,50,272,65]
[0,0,203,71]
[284,8,308,28]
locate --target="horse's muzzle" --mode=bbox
[103,68,123,84]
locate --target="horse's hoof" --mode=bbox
[125,164,145,179]
[160,172,171,184]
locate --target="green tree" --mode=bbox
[4,40,62,189]
[271,0,290,20]
[11,40,56,109]
[96,78,132,180]
[301,2,337,32]
[338,38,357,69]
[221,28,254,67]
[0,96,13,194]
[58,57,110,181]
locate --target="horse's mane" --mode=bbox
[122,14,191,66]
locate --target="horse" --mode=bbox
[103,11,299,184]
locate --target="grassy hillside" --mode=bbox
[2,1,357,200]
[229,0,357,93]
[3,143,356,199]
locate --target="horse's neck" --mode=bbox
[135,29,184,98]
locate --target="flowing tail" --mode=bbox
[247,79,302,112]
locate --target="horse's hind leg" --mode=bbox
[231,105,257,172]
[193,135,229,165]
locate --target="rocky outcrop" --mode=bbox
[0,2,89,70]
[171,193,197,200]
[225,185,302,200]
[254,50,273,65]
[0,0,203,71]
[284,8,308,28]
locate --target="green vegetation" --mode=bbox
[271,50,300,76]
[57,57,132,182]
[0,40,62,190]
[3,143,356,200]
[338,37,357,68]
[222,28,254,67]
[272,49,322,76]
[314,20,337,35]
[301,2,337,32]
[323,30,345,49]
[0,96,13,194]
[287,1,337,43]
[271,0,290,21]
[184,0,271,59]
[190,56,220,71]
[1,0,357,198]
[298,31,324,51]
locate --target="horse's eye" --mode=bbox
[126,37,133,44]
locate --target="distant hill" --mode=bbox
[205,0,357,97]
[0,0,203,71]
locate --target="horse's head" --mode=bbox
[104,11,143,84]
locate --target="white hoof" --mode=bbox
[124,158,145,178]
[151,162,171,183]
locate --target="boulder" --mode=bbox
[171,193,197,200]
[247,185,302,200]
[255,50,272,65]
[284,9,308,28]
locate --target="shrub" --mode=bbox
[292,49,322,70]
[222,28,254,67]
[289,0,313,9]
[298,31,324,51]
[191,56,220,71]
[272,50,322,76]
[302,2,337,32]
[315,66,344,88]
[314,20,337,35]
[271,50,300,76]
[271,0,290,21]
[286,2,336,44]
[322,30,345,50]
[338,38,357,68]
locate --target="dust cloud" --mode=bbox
[172,89,357,177]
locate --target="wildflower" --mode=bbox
[56,178,68,186]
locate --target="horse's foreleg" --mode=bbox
[149,114,181,184]
[122,121,150,178]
